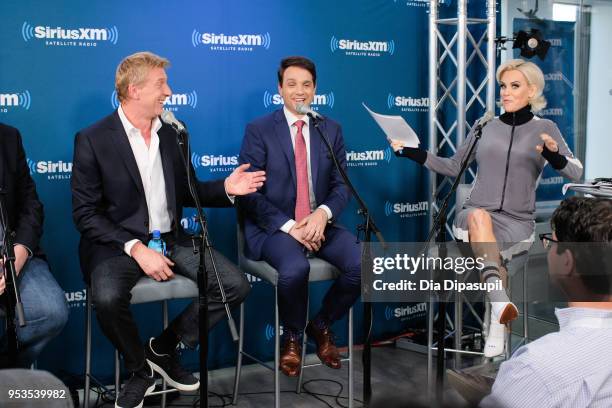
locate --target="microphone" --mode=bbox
[295,103,324,121]
[161,110,186,133]
[474,111,494,133]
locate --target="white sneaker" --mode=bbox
[491,302,519,325]
[484,320,506,358]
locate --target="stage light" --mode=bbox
[494,29,551,61]
[513,29,551,60]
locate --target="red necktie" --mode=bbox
[294,120,311,222]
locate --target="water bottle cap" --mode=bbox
[152,230,161,238]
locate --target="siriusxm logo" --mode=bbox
[262,91,335,109]
[540,108,563,116]
[387,94,429,112]
[111,90,197,111]
[264,324,283,341]
[549,38,562,47]
[544,72,563,81]
[330,36,395,57]
[65,288,87,309]
[191,152,238,173]
[180,216,201,234]
[384,303,427,320]
[346,147,392,167]
[0,90,31,112]
[192,30,271,52]
[540,176,564,185]
[384,200,429,217]
[394,0,450,7]
[27,158,72,180]
[22,21,118,46]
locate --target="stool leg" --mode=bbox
[232,302,245,405]
[523,261,529,343]
[348,307,354,408]
[297,292,309,394]
[115,349,120,397]
[274,286,280,408]
[505,275,512,360]
[161,301,168,408]
[84,292,92,408]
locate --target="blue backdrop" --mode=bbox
[0,0,439,385]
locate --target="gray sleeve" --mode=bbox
[545,121,583,182]
[424,129,478,178]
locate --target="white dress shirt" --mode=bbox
[118,105,172,256]
[280,106,332,233]
[480,307,612,408]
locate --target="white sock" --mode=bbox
[481,261,510,320]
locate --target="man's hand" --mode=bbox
[14,244,29,276]
[0,272,5,296]
[130,242,175,282]
[536,133,559,153]
[225,163,266,196]
[288,224,321,252]
[295,209,328,243]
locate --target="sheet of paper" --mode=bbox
[362,103,420,148]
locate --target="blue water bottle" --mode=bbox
[148,230,166,255]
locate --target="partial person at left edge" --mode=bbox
[0,122,69,368]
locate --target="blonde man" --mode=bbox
[72,52,264,408]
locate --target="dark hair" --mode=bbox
[277,56,317,86]
[551,197,612,295]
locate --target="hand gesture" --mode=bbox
[225,163,266,196]
[536,133,558,153]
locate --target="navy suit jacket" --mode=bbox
[71,111,231,283]
[237,109,350,260]
[0,123,44,257]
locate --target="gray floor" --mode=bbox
[122,345,475,408]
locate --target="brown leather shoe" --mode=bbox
[306,321,341,369]
[279,335,302,377]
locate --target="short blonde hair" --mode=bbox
[496,58,546,113]
[115,51,170,102]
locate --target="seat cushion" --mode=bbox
[239,254,340,286]
[130,275,199,304]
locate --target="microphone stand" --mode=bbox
[308,113,385,407]
[421,119,487,406]
[0,189,27,368]
[171,124,239,408]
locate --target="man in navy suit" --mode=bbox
[71,52,264,408]
[238,56,361,377]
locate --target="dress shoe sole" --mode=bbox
[498,303,519,325]
[115,383,155,408]
[147,359,200,392]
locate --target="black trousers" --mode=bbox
[90,238,250,372]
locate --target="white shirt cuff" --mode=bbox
[124,239,141,257]
[224,179,235,204]
[318,205,333,222]
[280,219,296,234]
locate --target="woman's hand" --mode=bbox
[536,133,559,153]
[389,139,405,152]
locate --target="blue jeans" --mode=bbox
[1,257,69,368]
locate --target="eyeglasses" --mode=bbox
[539,233,559,249]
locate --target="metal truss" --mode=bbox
[426,0,497,402]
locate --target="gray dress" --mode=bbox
[424,108,583,259]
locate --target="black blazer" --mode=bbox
[71,111,231,282]
[0,123,44,256]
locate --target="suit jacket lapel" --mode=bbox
[108,111,145,197]
[273,110,296,187]
[157,125,177,222]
